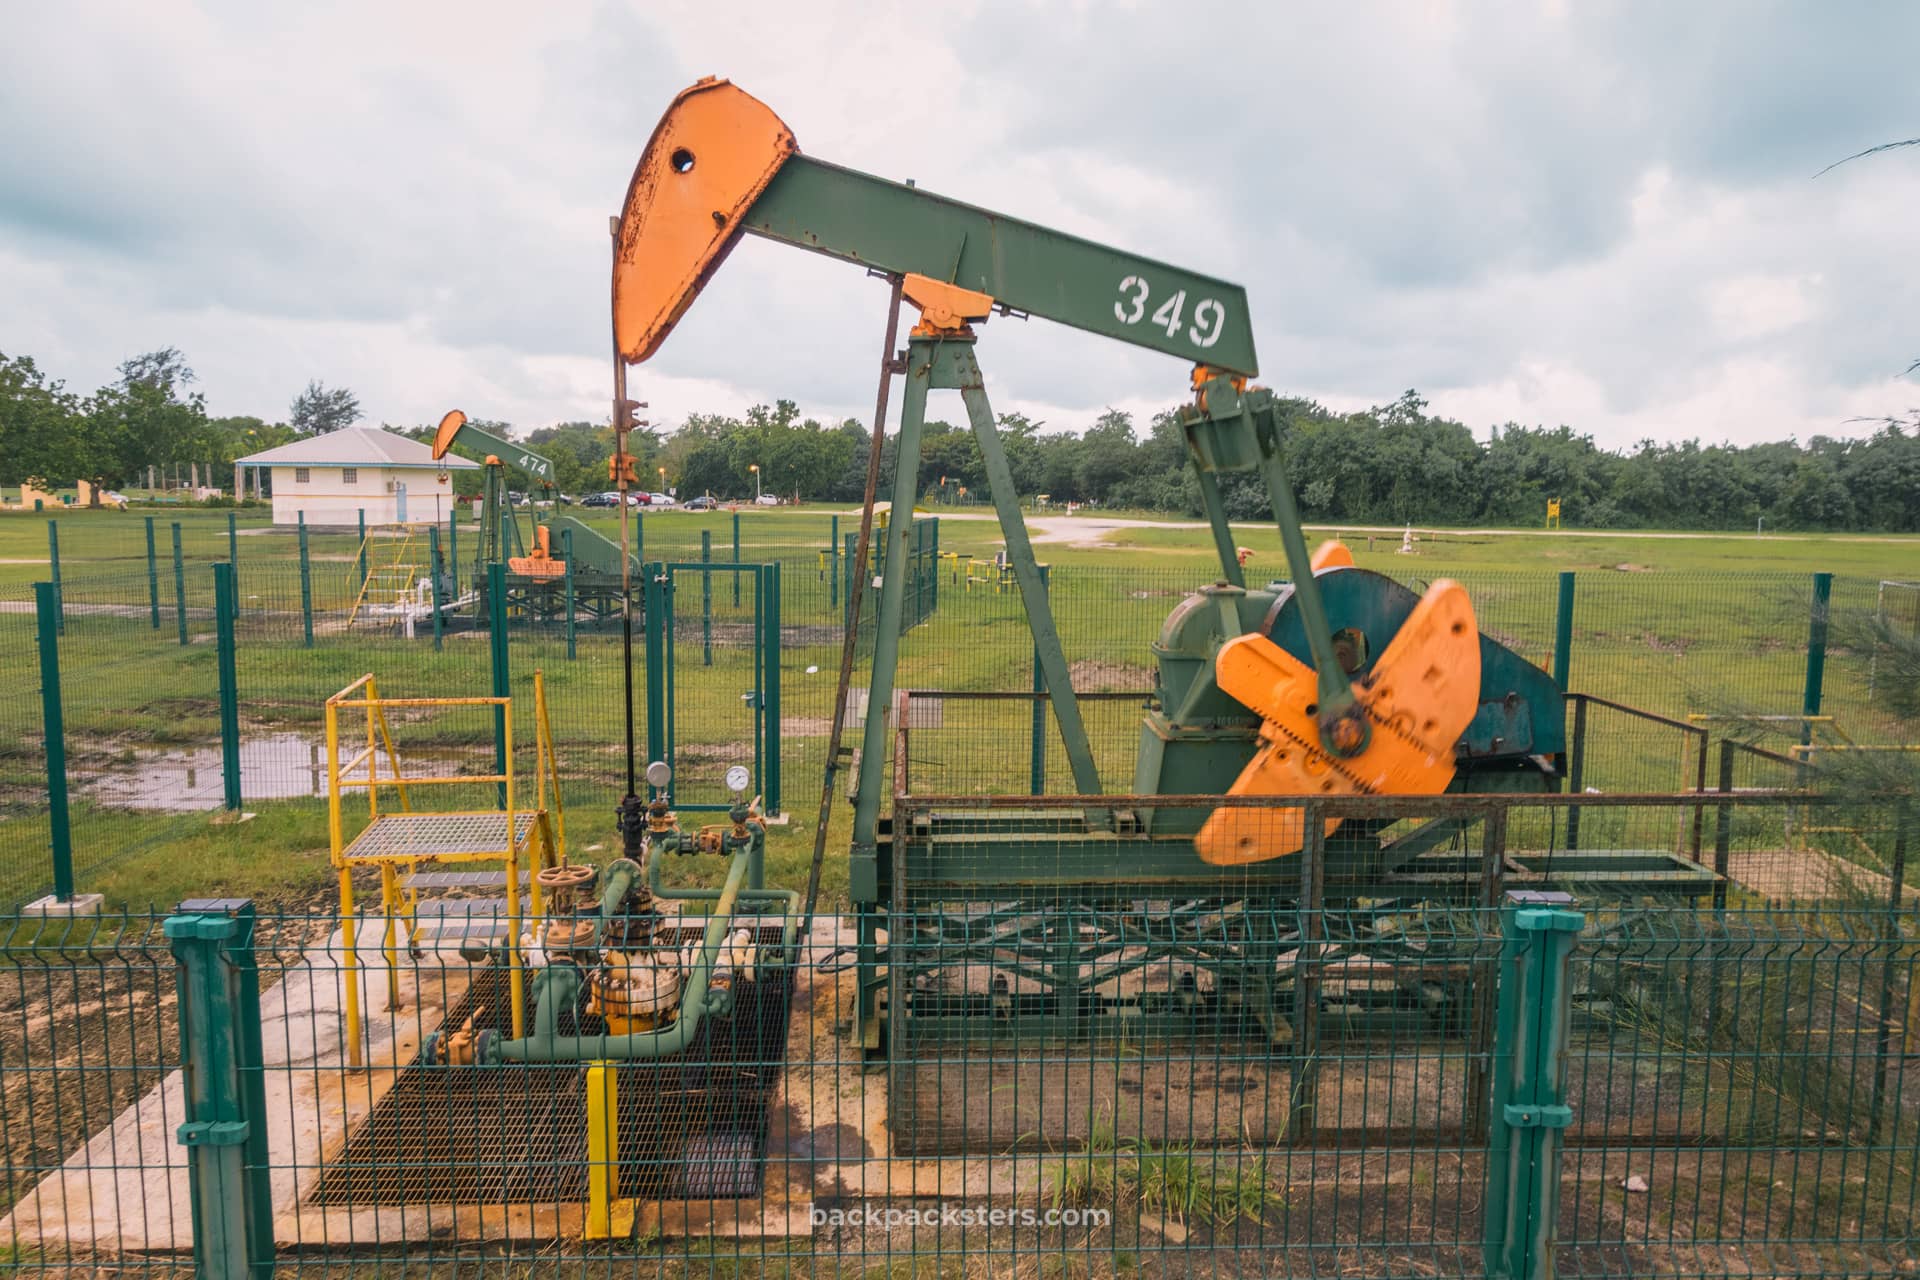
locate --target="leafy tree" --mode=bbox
[290,381,361,434]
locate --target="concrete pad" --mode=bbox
[20,893,104,918]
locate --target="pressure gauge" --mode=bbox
[725,765,751,795]
[645,760,672,789]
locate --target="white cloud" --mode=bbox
[2,0,1916,449]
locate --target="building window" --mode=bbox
[294,468,310,484]
[341,467,358,485]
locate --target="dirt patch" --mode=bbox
[1068,659,1156,692]
[1641,632,1691,655]
[1613,563,1651,572]
[781,716,834,737]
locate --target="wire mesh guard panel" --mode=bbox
[0,905,1916,1276]
[1557,910,1920,1278]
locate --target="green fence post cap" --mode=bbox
[1514,907,1584,934]
[163,915,238,940]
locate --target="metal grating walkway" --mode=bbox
[341,812,537,862]
[312,928,795,1207]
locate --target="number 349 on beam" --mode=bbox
[1113,276,1227,350]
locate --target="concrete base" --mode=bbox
[20,892,103,918]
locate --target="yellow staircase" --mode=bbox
[326,672,569,1066]
[346,527,422,628]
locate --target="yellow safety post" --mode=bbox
[326,692,363,1068]
[503,700,525,1041]
[585,1060,621,1238]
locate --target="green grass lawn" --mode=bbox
[2,503,1914,914]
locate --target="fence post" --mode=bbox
[1483,889,1583,1280]
[1564,698,1588,851]
[357,509,368,587]
[829,513,839,607]
[844,532,857,634]
[1288,804,1325,1146]
[1029,564,1050,794]
[166,901,273,1280]
[172,521,189,645]
[1551,571,1574,691]
[1868,799,1910,1145]
[447,506,459,599]
[213,564,242,812]
[227,511,239,588]
[297,514,314,648]
[489,562,509,805]
[732,511,741,607]
[1801,571,1832,744]
[34,582,75,902]
[429,524,445,652]
[47,520,63,635]
[146,515,161,629]
[644,563,666,767]
[700,529,713,667]
[562,527,576,660]
[929,515,940,613]
[765,562,782,815]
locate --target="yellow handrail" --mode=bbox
[326,672,571,1064]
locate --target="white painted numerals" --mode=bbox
[1112,276,1225,349]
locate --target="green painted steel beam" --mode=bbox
[744,155,1259,377]
[441,417,557,487]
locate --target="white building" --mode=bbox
[235,427,478,527]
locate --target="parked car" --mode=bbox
[682,495,718,511]
[648,492,675,507]
[580,492,620,508]
[754,493,780,506]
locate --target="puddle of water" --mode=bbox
[79,733,329,811]
[78,735,500,813]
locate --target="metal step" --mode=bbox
[403,869,531,890]
[410,897,511,938]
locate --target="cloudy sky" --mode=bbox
[3,1,1916,449]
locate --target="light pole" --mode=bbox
[749,463,760,502]
[657,466,666,501]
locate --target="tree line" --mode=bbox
[4,347,1916,531]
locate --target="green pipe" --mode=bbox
[645,842,797,943]
[596,857,643,921]
[495,850,750,1062]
